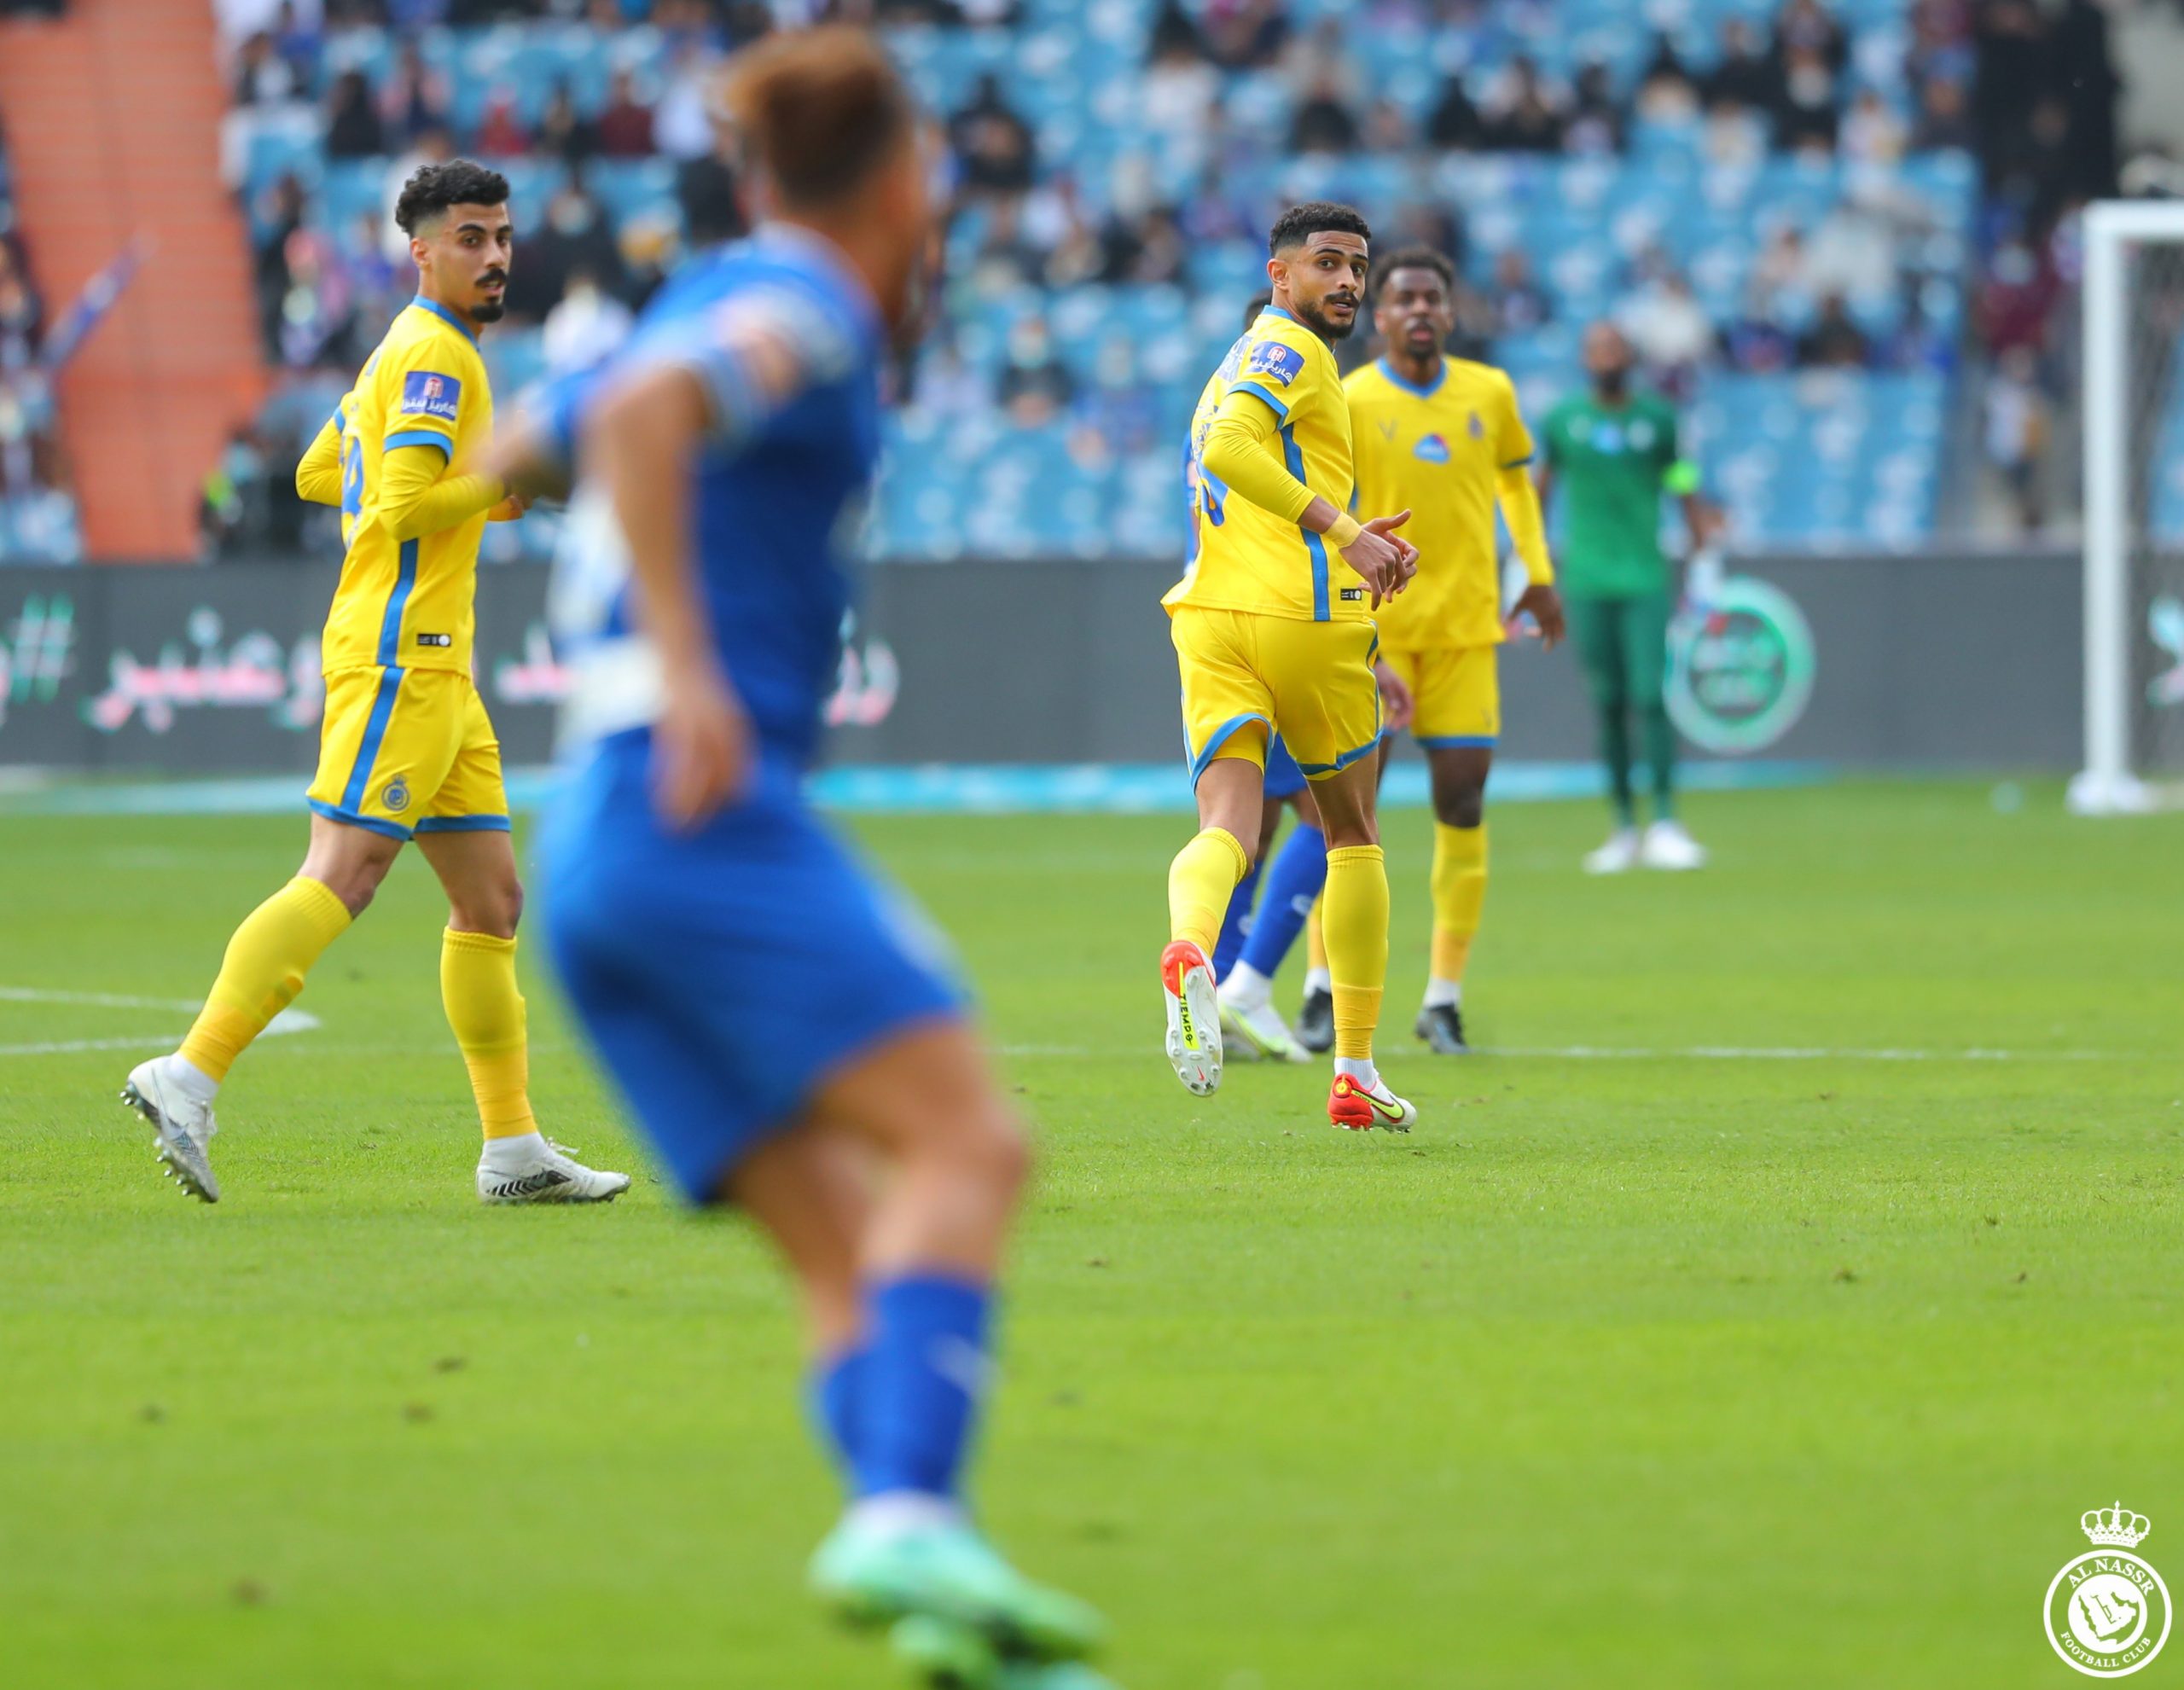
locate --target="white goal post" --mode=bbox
[2071,199,2184,815]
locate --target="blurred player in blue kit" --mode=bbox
[491,30,1112,1690]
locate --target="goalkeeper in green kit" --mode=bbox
[1538,322,1716,874]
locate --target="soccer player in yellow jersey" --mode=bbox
[1161,201,1425,1132]
[119,160,628,1205]
[1343,247,1563,1054]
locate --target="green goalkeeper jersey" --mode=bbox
[1539,389,1693,598]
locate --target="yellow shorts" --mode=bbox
[1383,643,1499,747]
[306,665,510,840]
[1170,606,1382,783]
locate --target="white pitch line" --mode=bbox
[0,986,207,1013]
[1480,1045,2129,1061]
[0,1034,186,1056]
[996,1042,2132,1062]
[0,992,320,1059]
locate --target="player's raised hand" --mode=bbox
[653,659,752,831]
[1511,582,1565,649]
[1341,508,1414,608]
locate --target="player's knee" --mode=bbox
[961,1102,1031,1202]
[1321,815,1380,851]
[307,859,386,917]
[1435,784,1485,829]
[450,877,522,938]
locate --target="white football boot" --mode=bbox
[120,1056,220,1203]
[1159,939,1222,1095]
[1583,828,1641,875]
[1641,819,1709,871]
[477,1138,632,1204]
[1217,974,1310,1064]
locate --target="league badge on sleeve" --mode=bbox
[1246,340,1306,387]
[400,370,463,423]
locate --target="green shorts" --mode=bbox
[1566,593,1671,710]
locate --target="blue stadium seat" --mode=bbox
[219,2,1972,565]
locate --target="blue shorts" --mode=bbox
[539,737,966,1203]
[1263,734,1307,800]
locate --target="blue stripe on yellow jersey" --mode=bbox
[1165,307,1366,625]
[320,298,496,676]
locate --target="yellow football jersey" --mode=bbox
[1345,357,1534,651]
[321,298,495,675]
[1164,306,1366,624]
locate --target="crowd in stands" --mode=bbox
[184,0,2164,559]
[0,109,78,562]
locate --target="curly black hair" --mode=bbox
[1373,246,1456,299]
[1267,200,1371,257]
[393,160,511,235]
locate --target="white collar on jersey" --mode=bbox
[747,221,883,344]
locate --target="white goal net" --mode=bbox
[2072,200,2184,814]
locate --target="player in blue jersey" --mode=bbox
[488,32,1109,1690]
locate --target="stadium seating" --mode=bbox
[217,0,1989,564]
[0,116,80,564]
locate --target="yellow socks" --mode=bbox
[1321,844,1388,1061]
[1429,822,1488,986]
[440,928,538,1141]
[178,876,352,1081]
[1167,827,1249,959]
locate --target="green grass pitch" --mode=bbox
[1,781,2179,1688]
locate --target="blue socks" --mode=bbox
[835,1273,991,1500]
[1211,857,1264,981]
[809,1346,866,1480]
[1238,823,1326,979]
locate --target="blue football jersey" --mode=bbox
[547,224,885,769]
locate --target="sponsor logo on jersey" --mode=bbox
[1246,340,1306,386]
[416,632,452,648]
[399,370,462,423]
[1467,409,1484,439]
[1339,587,1365,601]
[1413,433,1451,464]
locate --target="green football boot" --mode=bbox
[890,1615,1122,1689]
[810,1514,1107,1664]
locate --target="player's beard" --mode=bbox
[473,299,507,324]
[1297,293,1359,342]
